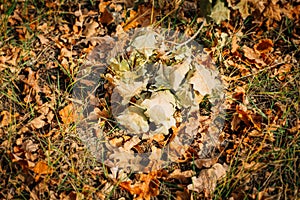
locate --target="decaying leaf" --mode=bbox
[229,0,250,19]
[254,39,273,54]
[116,108,149,134]
[168,169,194,184]
[242,45,266,66]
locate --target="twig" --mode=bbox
[164,19,206,55]
[237,62,285,80]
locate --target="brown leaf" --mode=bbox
[231,34,239,53]
[83,20,99,37]
[100,8,114,25]
[275,64,292,80]
[188,163,227,197]
[0,111,14,127]
[59,104,74,125]
[121,10,140,31]
[254,39,273,54]
[242,45,265,65]
[175,189,190,200]
[30,115,46,129]
[168,169,194,184]
[37,34,49,44]
[194,157,218,169]
[229,0,250,19]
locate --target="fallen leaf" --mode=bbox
[0,111,13,127]
[210,0,230,24]
[121,10,139,31]
[120,171,161,200]
[189,64,220,97]
[33,161,53,181]
[231,34,239,53]
[116,108,149,134]
[141,90,177,132]
[194,157,218,169]
[168,169,194,183]
[229,0,250,19]
[59,104,74,125]
[37,34,49,44]
[30,115,46,129]
[83,20,99,37]
[100,8,114,25]
[33,161,52,174]
[175,189,190,200]
[275,64,292,80]
[242,45,265,65]
[131,28,158,58]
[254,39,273,54]
[188,163,227,197]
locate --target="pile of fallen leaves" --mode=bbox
[73,26,225,172]
[0,0,299,199]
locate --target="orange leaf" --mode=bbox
[121,10,139,31]
[59,104,74,124]
[120,171,161,200]
[231,34,239,53]
[33,161,53,175]
[254,39,273,54]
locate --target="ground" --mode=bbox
[0,0,299,199]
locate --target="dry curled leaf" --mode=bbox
[188,163,227,197]
[254,39,273,54]
[120,171,161,200]
[30,115,46,129]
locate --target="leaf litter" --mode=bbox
[0,0,299,199]
[73,25,225,173]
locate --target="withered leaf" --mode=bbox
[254,39,273,54]
[210,0,230,24]
[188,163,227,196]
[30,115,46,129]
[59,104,74,125]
